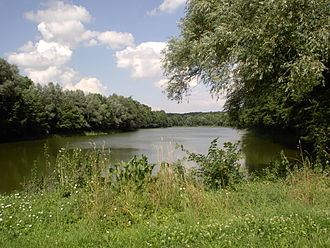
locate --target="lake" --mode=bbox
[0,127,298,193]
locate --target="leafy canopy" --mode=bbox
[163,0,329,158]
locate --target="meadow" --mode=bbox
[0,143,329,247]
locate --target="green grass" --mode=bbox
[0,149,329,247]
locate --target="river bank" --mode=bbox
[0,165,329,247]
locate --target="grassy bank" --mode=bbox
[0,146,329,247]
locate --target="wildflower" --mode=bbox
[0,218,3,222]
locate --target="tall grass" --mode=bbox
[0,142,329,247]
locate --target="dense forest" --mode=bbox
[0,58,169,141]
[167,112,228,127]
[0,58,227,141]
[163,0,329,162]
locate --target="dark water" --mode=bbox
[0,127,298,193]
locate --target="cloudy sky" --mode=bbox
[0,0,225,113]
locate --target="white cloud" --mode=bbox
[96,31,134,49]
[154,77,198,90]
[116,42,167,78]
[37,20,86,47]
[25,66,61,85]
[6,1,137,94]
[83,30,135,50]
[148,0,186,16]
[25,1,91,48]
[7,40,72,70]
[25,1,91,23]
[59,67,80,86]
[24,1,135,49]
[154,79,169,89]
[65,77,107,94]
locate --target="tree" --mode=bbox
[40,82,64,133]
[163,0,329,159]
[0,58,47,139]
[57,90,87,132]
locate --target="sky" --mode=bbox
[0,0,225,113]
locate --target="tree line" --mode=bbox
[0,58,227,141]
[167,112,228,127]
[163,0,329,162]
[0,58,171,141]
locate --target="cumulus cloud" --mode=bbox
[37,20,86,47]
[59,67,80,86]
[6,1,134,95]
[148,0,186,16]
[116,42,167,78]
[25,66,61,85]
[25,1,91,23]
[8,40,72,70]
[25,1,134,49]
[25,1,92,48]
[83,30,134,50]
[65,77,107,94]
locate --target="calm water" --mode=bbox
[0,127,298,192]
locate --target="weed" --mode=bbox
[109,155,155,190]
[181,138,243,189]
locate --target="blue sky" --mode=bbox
[0,0,225,113]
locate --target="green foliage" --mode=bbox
[1,151,329,247]
[0,58,48,138]
[167,111,229,127]
[163,0,330,161]
[251,151,292,182]
[109,155,155,190]
[0,58,173,141]
[0,58,232,141]
[182,138,243,189]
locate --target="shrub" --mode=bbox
[108,155,155,190]
[181,138,243,190]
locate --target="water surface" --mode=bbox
[0,127,297,192]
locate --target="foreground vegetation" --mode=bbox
[0,142,329,247]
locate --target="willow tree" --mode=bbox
[163,0,329,160]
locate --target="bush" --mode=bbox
[109,155,155,190]
[181,138,243,190]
